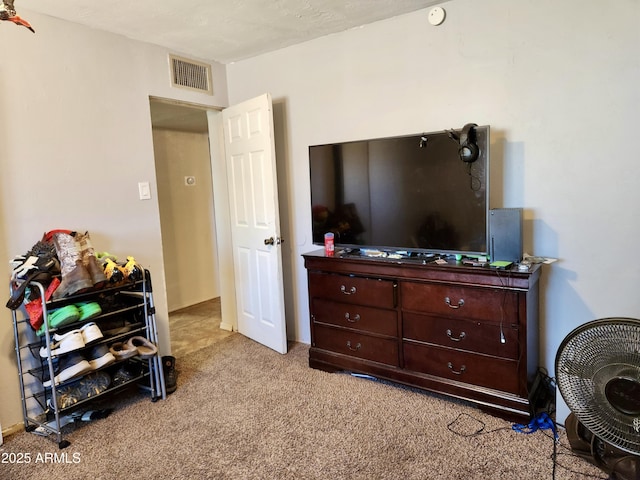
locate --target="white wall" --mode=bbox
[153,129,220,312]
[226,0,640,423]
[0,11,228,431]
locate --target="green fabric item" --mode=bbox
[77,302,102,321]
[48,305,81,329]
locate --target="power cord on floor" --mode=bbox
[446,412,607,480]
[540,427,607,480]
[446,412,512,437]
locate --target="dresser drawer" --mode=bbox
[309,272,396,308]
[403,342,519,393]
[312,298,398,337]
[403,313,518,359]
[400,282,517,323]
[313,325,399,366]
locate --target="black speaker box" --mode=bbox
[489,208,523,263]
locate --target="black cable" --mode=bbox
[447,412,512,437]
[447,411,608,479]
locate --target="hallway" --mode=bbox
[168,298,235,358]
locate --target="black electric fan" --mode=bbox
[556,317,640,479]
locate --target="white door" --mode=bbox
[222,93,287,354]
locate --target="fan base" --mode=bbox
[566,413,640,480]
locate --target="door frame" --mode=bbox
[207,108,238,332]
[149,96,237,333]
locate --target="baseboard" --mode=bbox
[219,321,234,332]
[2,422,25,440]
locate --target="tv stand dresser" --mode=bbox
[303,250,541,422]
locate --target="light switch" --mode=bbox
[138,182,151,200]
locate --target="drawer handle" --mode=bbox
[446,329,466,342]
[345,313,361,323]
[346,341,362,351]
[447,362,466,375]
[340,285,357,295]
[444,297,464,309]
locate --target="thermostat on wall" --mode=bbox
[428,7,446,26]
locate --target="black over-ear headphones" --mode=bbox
[458,123,479,163]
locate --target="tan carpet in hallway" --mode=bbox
[168,297,235,358]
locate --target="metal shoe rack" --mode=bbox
[9,269,166,449]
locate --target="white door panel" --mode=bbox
[222,94,287,354]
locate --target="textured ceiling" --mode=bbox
[19,0,448,132]
[20,0,445,64]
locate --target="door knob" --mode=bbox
[264,236,284,246]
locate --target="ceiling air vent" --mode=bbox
[169,55,213,95]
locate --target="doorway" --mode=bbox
[149,97,229,357]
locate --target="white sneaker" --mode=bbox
[43,323,103,358]
[42,353,92,388]
[79,322,103,344]
[87,345,116,370]
[40,331,85,358]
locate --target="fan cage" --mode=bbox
[556,317,640,455]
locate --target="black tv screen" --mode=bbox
[309,125,490,256]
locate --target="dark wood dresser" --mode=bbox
[303,250,541,421]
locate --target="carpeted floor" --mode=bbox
[169,297,234,358]
[1,334,606,480]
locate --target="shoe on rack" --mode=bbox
[50,320,103,344]
[39,321,105,358]
[75,231,107,289]
[77,302,102,321]
[50,231,93,299]
[109,341,138,360]
[78,322,103,344]
[35,305,82,336]
[49,305,82,328]
[112,363,142,387]
[48,372,111,409]
[102,321,133,337]
[122,256,143,282]
[87,345,116,370]
[39,330,85,358]
[42,353,92,388]
[126,336,158,359]
[103,258,126,285]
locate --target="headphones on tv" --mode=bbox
[458,123,479,163]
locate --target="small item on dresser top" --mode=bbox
[324,232,334,256]
[489,261,513,269]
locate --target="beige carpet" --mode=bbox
[169,298,234,358]
[2,335,606,480]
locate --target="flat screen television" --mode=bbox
[309,125,490,256]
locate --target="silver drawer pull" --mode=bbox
[346,341,362,351]
[446,329,466,342]
[345,313,361,323]
[444,297,464,309]
[447,362,466,375]
[340,285,357,295]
